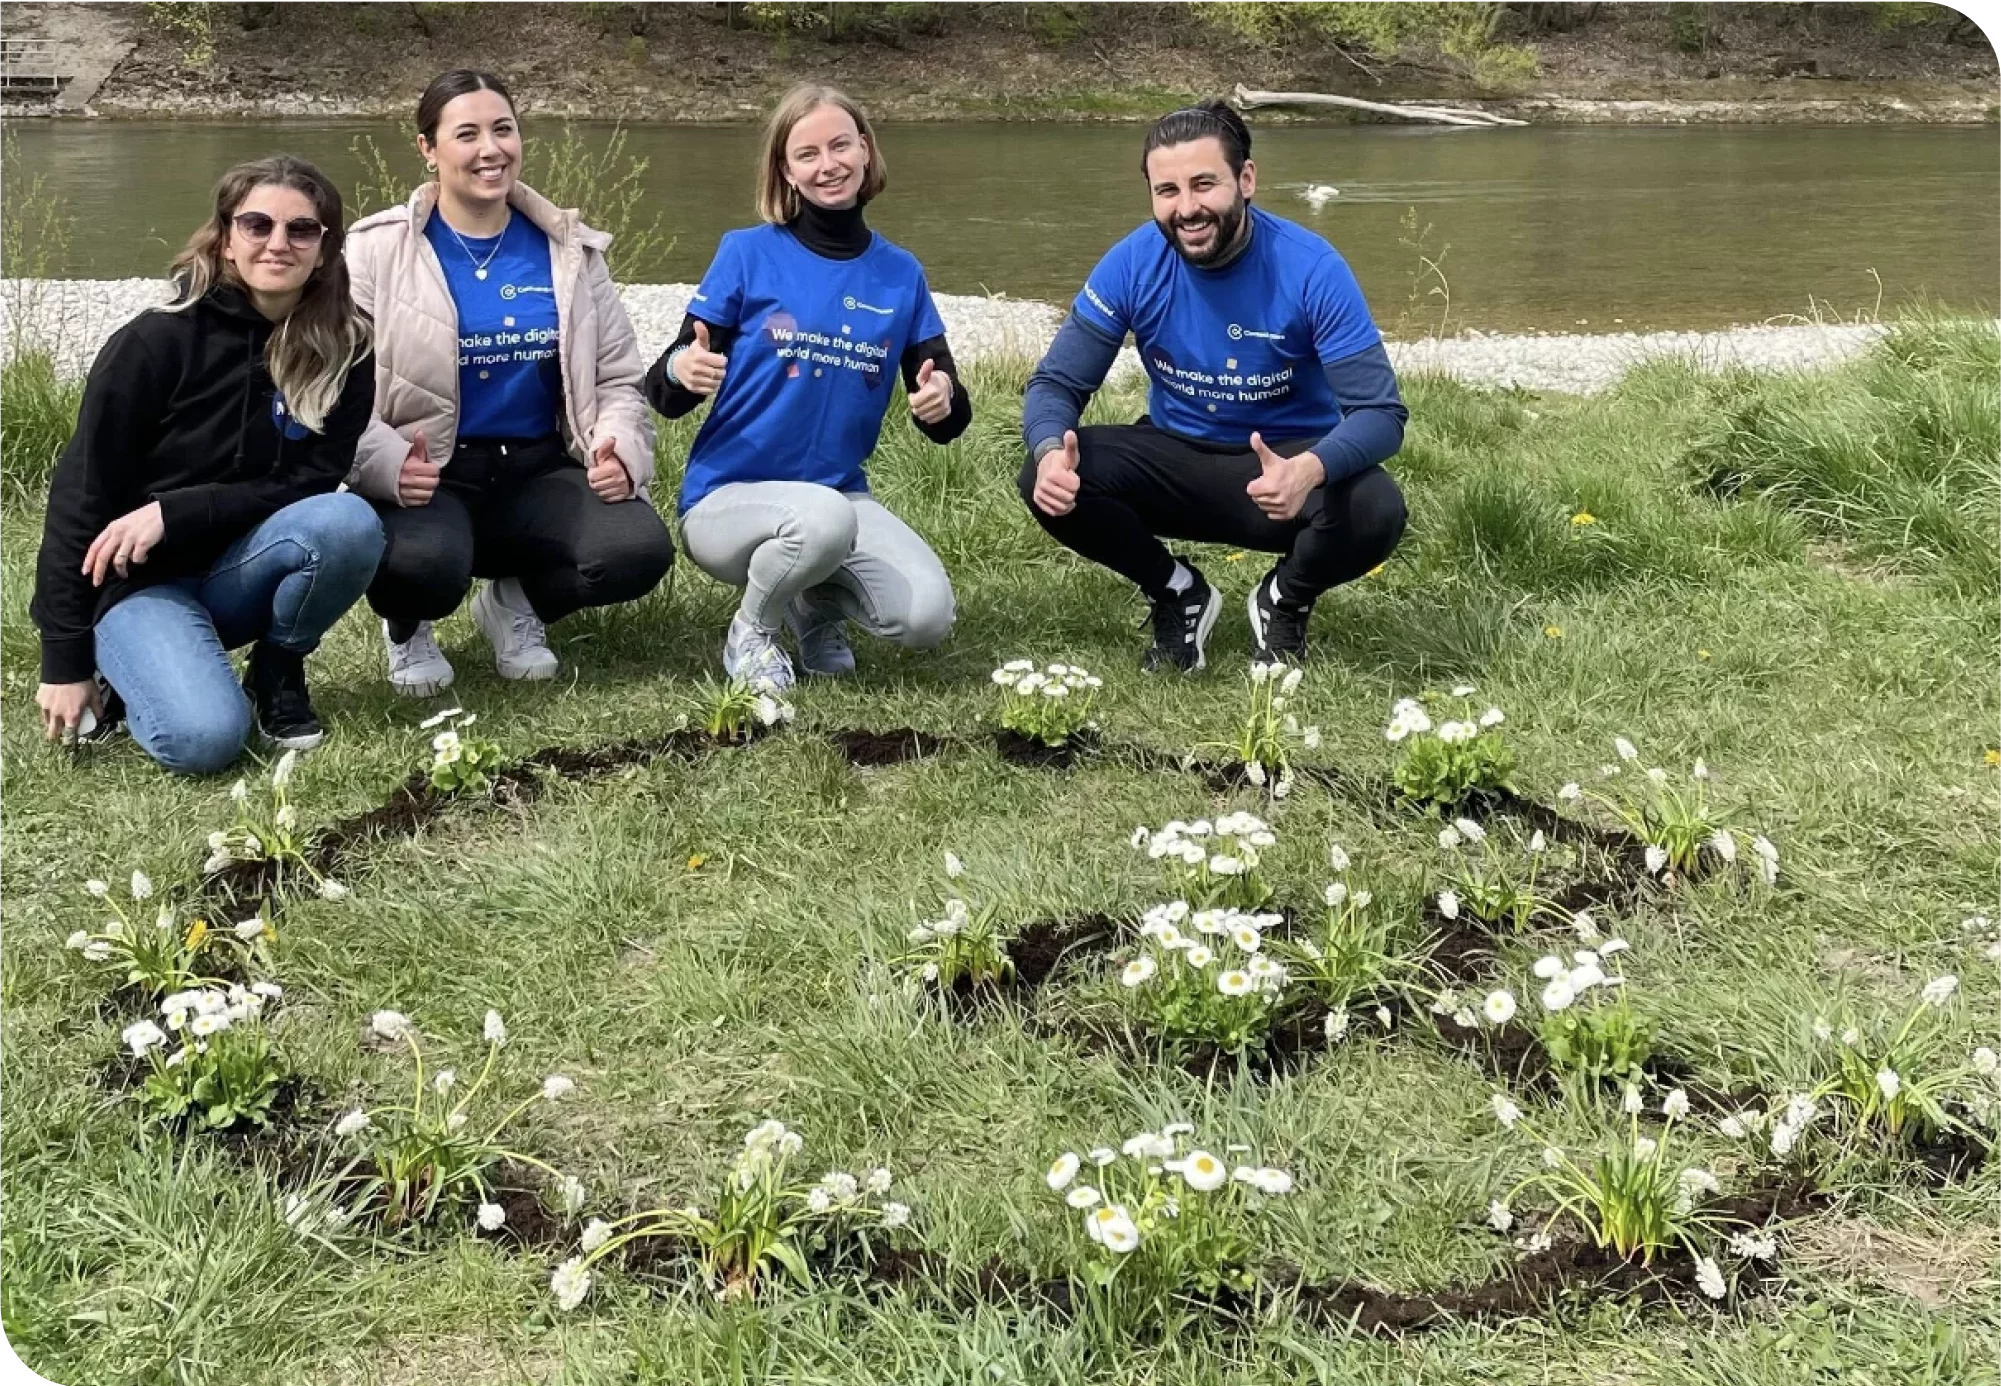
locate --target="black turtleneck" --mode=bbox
[644,203,973,445]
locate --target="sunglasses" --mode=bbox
[231,211,328,245]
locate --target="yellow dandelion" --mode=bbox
[1544,624,1564,639]
[1569,512,1597,527]
[1224,551,1246,563]
[1697,648,1712,661]
[184,918,209,950]
[686,854,707,872]
[1985,749,2000,768]
[1366,563,1386,578]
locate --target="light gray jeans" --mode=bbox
[680,481,955,647]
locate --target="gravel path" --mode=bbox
[2,277,1896,395]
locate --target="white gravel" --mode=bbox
[2,277,1896,395]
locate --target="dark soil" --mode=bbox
[1293,1179,1823,1331]
[995,728,1098,770]
[1424,912,1504,986]
[1008,913,1120,987]
[828,727,956,767]
[1913,1125,1994,1183]
[474,1163,579,1251]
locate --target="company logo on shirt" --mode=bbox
[498,282,554,301]
[1227,323,1286,343]
[842,295,893,316]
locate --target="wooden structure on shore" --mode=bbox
[1234,83,1527,127]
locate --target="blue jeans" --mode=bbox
[94,493,385,775]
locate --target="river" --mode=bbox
[7,120,1995,334]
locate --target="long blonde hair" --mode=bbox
[756,84,888,225]
[164,156,370,433]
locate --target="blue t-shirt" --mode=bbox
[1070,206,1381,445]
[678,224,947,514]
[424,211,563,440]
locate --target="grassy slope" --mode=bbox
[1,326,1997,1385]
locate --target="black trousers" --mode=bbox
[366,435,674,628]
[1016,420,1407,603]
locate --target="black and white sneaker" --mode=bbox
[1142,563,1222,673]
[1247,568,1311,665]
[244,642,325,751]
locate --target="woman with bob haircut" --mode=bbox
[647,82,971,690]
[347,68,672,696]
[31,154,382,774]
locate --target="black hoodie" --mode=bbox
[31,285,376,684]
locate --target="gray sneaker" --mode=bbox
[723,612,796,692]
[785,590,856,678]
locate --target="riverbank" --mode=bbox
[4,2,1994,124]
[0,277,1916,396]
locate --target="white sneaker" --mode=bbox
[785,590,856,678]
[723,611,795,692]
[471,579,559,681]
[383,620,455,698]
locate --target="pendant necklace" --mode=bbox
[445,210,508,281]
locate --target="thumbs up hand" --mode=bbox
[1032,429,1083,517]
[586,434,635,502]
[676,319,728,396]
[1244,432,1322,522]
[397,429,442,507]
[909,357,954,425]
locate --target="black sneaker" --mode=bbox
[1142,563,1223,673]
[78,676,126,743]
[1247,567,1311,665]
[244,642,325,751]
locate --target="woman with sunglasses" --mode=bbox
[31,155,382,774]
[346,69,672,696]
[645,83,971,689]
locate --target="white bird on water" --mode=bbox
[1299,184,1339,210]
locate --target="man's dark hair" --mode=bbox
[1140,100,1252,177]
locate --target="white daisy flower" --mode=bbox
[1486,1200,1513,1232]
[1483,991,1517,1025]
[1046,1152,1080,1191]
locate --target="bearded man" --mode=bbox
[1019,101,1409,671]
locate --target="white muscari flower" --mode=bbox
[1646,767,1668,784]
[232,917,266,941]
[446,1112,468,1132]
[483,1009,508,1045]
[432,1069,456,1095]
[1875,1068,1901,1101]
[1438,825,1462,850]
[65,930,90,951]
[130,871,153,901]
[1695,1255,1727,1301]
[1527,829,1547,854]
[1303,726,1322,749]
[1728,1229,1777,1262]
[1644,844,1669,875]
[1573,911,1599,941]
[1921,974,1958,1007]
[1633,1136,1658,1159]
[1557,782,1581,801]
[370,1010,412,1041]
[1452,1008,1477,1029]
[542,1075,575,1101]
[1483,991,1517,1025]
[880,1202,910,1229]
[1046,1152,1080,1191]
[806,1187,833,1214]
[1452,684,1476,697]
[580,1219,612,1253]
[477,1202,506,1231]
[1812,1017,1833,1041]
[1542,1146,1564,1168]
[1708,829,1737,863]
[1437,890,1460,921]
[84,879,109,898]
[1486,1200,1513,1232]
[1490,1094,1522,1128]
[1375,1004,1392,1027]
[557,1176,587,1214]
[550,1257,592,1311]
[920,962,940,984]
[335,1109,370,1137]
[319,879,349,901]
[1972,1047,1998,1076]
[1719,1115,1748,1140]
[1614,737,1638,762]
[1281,667,1303,693]
[1623,1086,1644,1116]
[1692,758,1709,780]
[1325,1010,1350,1042]
[272,749,298,787]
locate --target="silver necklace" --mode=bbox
[443,210,509,281]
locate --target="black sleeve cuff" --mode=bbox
[41,633,96,685]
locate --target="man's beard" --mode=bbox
[1156,194,1248,267]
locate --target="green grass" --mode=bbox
[3,326,1998,1385]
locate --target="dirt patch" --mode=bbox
[1425,1012,1712,1100]
[1425,913,1503,987]
[828,728,955,768]
[1008,913,1120,987]
[1913,1125,1994,1183]
[995,728,1099,770]
[474,1165,579,1251]
[1294,1180,1823,1330]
